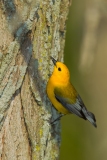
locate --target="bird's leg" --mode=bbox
[51,114,64,125]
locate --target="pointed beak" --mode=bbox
[50,56,57,66]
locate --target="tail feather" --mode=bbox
[87,111,97,127]
[82,108,97,128]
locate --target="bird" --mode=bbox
[46,56,97,127]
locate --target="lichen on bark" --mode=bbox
[0,0,71,159]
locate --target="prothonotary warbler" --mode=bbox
[46,56,97,127]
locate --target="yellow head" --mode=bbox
[50,57,70,84]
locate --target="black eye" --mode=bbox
[58,67,61,71]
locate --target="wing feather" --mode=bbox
[55,94,97,127]
[55,95,86,119]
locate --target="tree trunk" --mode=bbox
[0,0,71,159]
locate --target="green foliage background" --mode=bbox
[59,0,107,160]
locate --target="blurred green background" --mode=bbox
[60,0,107,160]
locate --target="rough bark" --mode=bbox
[0,0,71,159]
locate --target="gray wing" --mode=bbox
[55,94,97,127]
